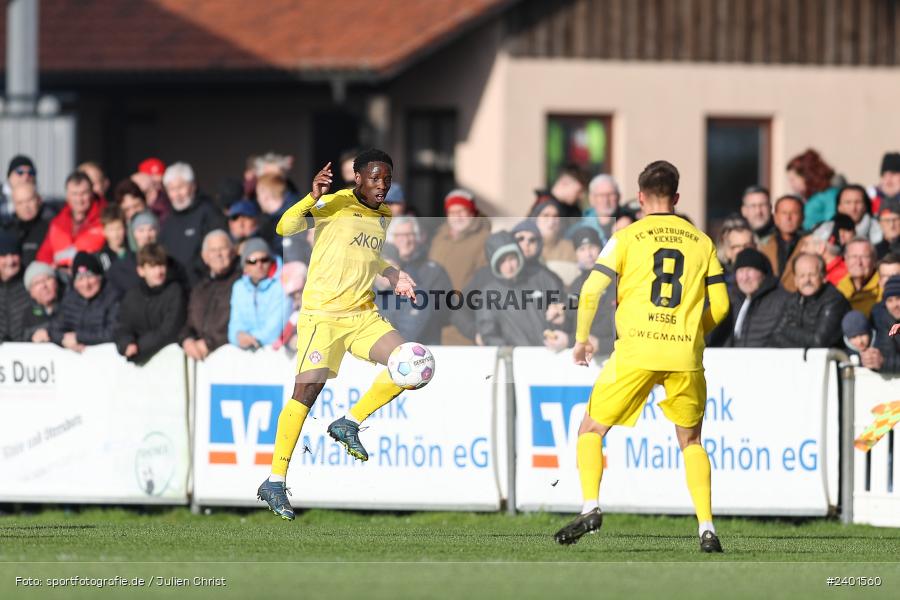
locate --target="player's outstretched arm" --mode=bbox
[275,162,333,236]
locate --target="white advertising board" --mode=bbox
[193,345,502,510]
[0,344,190,504]
[514,348,838,516]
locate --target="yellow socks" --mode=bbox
[349,369,403,423]
[576,432,604,512]
[270,399,310,479]
[683,443,713,523]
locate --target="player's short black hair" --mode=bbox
[638,160,679,198]
[353,149,393,174]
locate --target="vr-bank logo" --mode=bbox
[530,386,592,469]
[208,384,284,466]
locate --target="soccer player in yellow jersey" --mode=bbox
[257,149,420,520]
[553,161,730,552]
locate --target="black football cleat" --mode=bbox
[554,508,603,545]
[700,530,723,553]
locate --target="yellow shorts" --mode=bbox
[295,311,395,378]
[588,355,707,428]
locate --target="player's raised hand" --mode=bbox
[890,323,900,337]
[311,162,333,200]
[573,340,594,366]
[393,270,417,300]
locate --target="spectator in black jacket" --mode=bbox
[708,248,787,347]
[180,230,241,361]
[868,276,900,374]
[20,261,59,342]
[0,232,29,342]
[378,216,452,345]
[115,243,186,363]
[4,182,53,268]
[49,252,119,352]
[474,231,566,347]
[159,162,227,286]
[771,253,850,348]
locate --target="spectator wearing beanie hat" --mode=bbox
[565,226,616,356]
[867,152,900,216]
[108,210,182,297]
[707,247,787,348]
[841,310,875,361]
[20,261,60,342]
[49,251,120,351]
[2,155,37,226]
[133,158,171,224]
[228,237,290,349]
[428,189,491,345]
[869,275,900,373]
[512,219,569,287]
[0,231,29,342]
[474,230,569,349]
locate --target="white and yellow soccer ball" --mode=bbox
[387,342,436,390]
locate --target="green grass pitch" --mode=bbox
[1,508,898,599]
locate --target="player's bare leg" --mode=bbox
[328,331,406,461]
[675,422,722,553]
[258,368,329,520]
[554,413,610,545]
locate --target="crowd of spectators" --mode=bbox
[0,147,897,374]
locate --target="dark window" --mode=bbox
[406,110,456,217]
[546,115,612,187]
[706,118,771,229]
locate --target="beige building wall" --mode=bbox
[497,59,900,226]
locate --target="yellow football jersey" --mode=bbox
[277,188,392,316]
[577,213,728,371]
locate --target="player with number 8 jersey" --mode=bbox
[553,160,730,553]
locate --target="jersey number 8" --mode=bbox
[650,248,684,308]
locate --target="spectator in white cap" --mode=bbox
[20,261,60,342]
[228,237,291,349]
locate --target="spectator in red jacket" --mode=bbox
[36,171,106,270]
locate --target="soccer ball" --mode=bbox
[387,343,436,390]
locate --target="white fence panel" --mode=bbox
[0,343,190,504]
[192,345,502,510]
[513,348,837,516]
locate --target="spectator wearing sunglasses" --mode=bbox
[2,155,38,227]
[228,237,291,350]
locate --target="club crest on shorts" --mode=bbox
[309,350,322,364]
